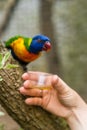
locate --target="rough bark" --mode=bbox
[0,43,69,130]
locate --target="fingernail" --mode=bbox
[22,73,28,79]
[19,87,24,92]
[25,99,31,105]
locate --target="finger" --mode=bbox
[23,80,36,89]
[22,73,30,80]
[22,72,40,81]
[25,97,43,106]
[52,75,71,95]
[29,71,51,76]
[19,87,43,97]
[22,71,51,81]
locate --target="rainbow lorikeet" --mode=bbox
[5,34,51,70]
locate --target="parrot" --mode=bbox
[5,34,51,71]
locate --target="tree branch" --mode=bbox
[0,43,69,130]
[39,0,63,76]
[0,0,19,38]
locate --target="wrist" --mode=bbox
[66,104,87,130]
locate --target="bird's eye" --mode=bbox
[37,39,42,43]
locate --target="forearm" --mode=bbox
[66,104,87,130]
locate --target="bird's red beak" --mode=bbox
[42,41,51,51]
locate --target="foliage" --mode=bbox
[0,51,18,69]
[0,111,4,130]
[0,51,19,81]
[0,124,4,130]
[0,50,19,124]
[0,76,3,81]
[18,128,23,130]
[0,112,4,117]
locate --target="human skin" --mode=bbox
[19,71,87,130]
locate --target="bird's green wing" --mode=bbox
[5,35,22,47]
[24,37,32,50]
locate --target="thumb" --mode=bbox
[52,75,71,95]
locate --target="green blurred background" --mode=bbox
[0,0,87,129]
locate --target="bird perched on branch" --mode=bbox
[5,34,51,71]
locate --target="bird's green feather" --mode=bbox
[24,37,32,50]
[5,35,32,51]
[5,35,22,47]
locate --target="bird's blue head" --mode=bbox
[29,34,51,54]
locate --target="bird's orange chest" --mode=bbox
[11,38,41,62]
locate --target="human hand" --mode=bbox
[19,71,87,119]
